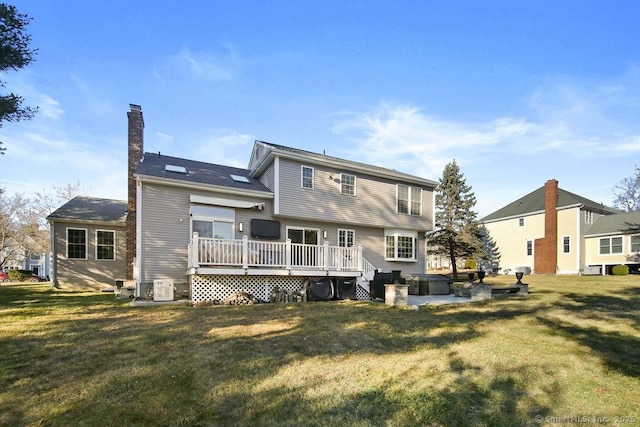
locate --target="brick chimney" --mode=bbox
[126,104,143,280]
[534,179,558,274]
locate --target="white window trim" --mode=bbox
[518,218,525,227]
[562,235,571,255]
[585,210,594,224]
[385,229,417,262]
[598,236,624,256]
[525,239,533,257]
[95,229,116,261]
[396,184,422,216]
[338,229,356,247]
[190,205,235,239]
[301,165,314,189]
[631,235,640,253]
[66,227,88,260]
[340,173,356,196]
[286,226,321,245]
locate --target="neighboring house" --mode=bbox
[49,104,438,301]
[584,212,640,274]
[1,233,50,279]
[481,179,640,275]
[47,196,127,289]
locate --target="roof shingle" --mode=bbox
[47,196,128,223]
[135,152,272,193]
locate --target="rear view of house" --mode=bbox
[129,107,437,302]
[48,105,438,301]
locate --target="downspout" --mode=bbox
[48,219,57,287]
[576,206,582,274]
[135,178,142,297]
[274,157,280,215]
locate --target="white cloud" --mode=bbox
[188,129,254,168]
[34,94,64,119]
[156,132,175,143]
[161,46,240,81]
[334,70,640,181]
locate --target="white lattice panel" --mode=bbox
[190,275,371,304]
[190,275,307,304]
[356,284,371,301]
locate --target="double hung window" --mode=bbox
[397,185,422,215]
[96,230,116,260]
[301,166,314,189]
[341,174,356,195]
[67,228,87,259]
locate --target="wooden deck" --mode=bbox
[187,234,375,279]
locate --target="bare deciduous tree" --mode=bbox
[612,167,640,213]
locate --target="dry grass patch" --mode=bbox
[1,275,639,426]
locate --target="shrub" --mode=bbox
[8,269,34,282]
[612,265,629,275]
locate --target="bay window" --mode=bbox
[385,230,417,261]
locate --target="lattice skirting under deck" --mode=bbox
[190,275,371,304]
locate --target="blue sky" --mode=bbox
[2,1,639,217]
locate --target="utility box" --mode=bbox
[153,279,174,301]
[119,287,135,299]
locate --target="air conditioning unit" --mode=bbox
[153,279,174,301]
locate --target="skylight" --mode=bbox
[165,164,187,174]
[230,174,250,183]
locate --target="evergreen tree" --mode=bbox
[478,224,501,272]
[431,160,483,279]
[0,3,38,154]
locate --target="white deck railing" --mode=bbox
[188,233,365,273]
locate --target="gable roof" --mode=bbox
[47,196,128,224]
[135,152,272,195]
[481,185,618,222]
[584,212,640,237]
[249,140,438,188]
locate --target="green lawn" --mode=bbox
[1,275,639,426]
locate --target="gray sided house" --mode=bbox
[47,196,127,289]
[48,105,438,301]
[128,106,437,302]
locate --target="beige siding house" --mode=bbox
[584,212,640,274]
[482,179,639,275]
